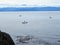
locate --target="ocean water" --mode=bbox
[0,11,60,45]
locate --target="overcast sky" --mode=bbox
[0,0,60,7]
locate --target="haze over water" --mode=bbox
[0,11,60,43]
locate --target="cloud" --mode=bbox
[0,0,60,7]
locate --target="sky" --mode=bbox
[0,0,60,7]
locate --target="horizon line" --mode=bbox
[0,7,60,11]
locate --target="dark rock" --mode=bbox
[0,31,15,45]
[16,35,33,43]
[58,40,60,42]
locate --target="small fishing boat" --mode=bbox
[22,21,28,24]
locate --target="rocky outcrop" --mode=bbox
[0,31,15,45]
[15,35,50,45]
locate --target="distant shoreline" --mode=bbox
[0,7,60,11]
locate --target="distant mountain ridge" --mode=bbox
[0,7,60,11]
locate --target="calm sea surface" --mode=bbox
[0,11,60,43]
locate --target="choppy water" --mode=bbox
[0,11,60,45]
